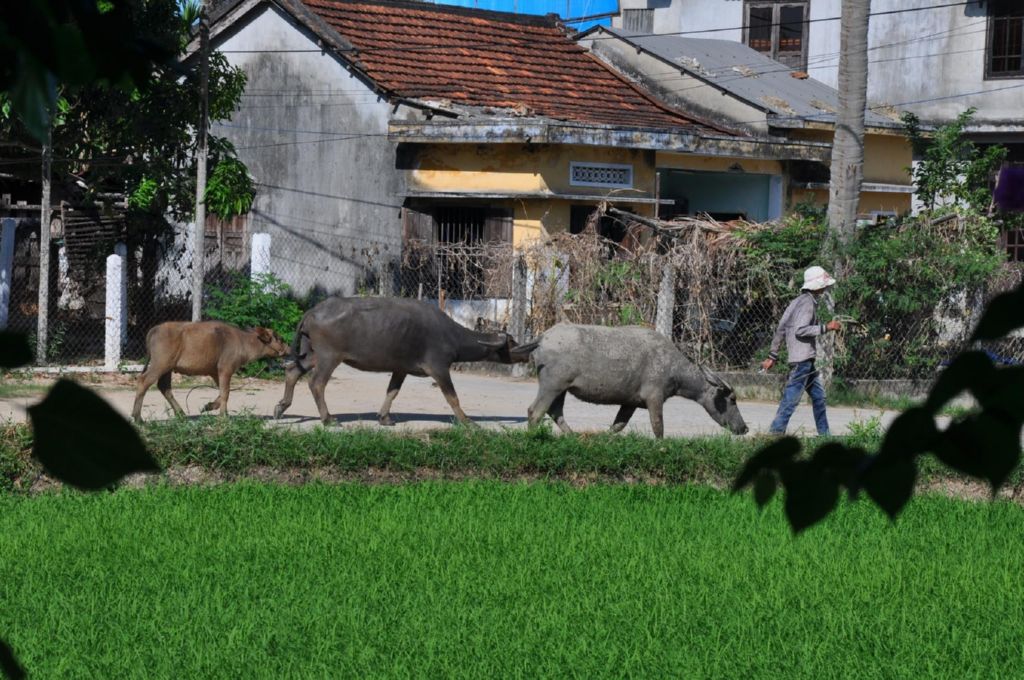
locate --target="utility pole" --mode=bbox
[826,0,870,265]
[37,124,52,364]
[191,3,210,322]
[820,0,870,387]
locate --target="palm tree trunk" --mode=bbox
[821,0,871,388]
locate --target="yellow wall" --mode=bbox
[410,144,658,198]
[655,153,783,175]
[410,144,659,243]
[792,188,912,215]
[787,129,913,186]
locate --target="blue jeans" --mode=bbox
[769,360,830,436]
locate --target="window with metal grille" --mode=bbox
[987,7,1024,78]
[569,162,633,189]
[622,9,653,34]
[744,1,808,70]
[1003,228,1024,262]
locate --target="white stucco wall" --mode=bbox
[639,0,1022,129]
[209,4,409,296]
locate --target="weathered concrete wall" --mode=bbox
[653,0,1020,130]
[614,0,743,42]
[212,4,408,296]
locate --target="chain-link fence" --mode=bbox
[5,210,1022,387]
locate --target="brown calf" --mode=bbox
[132,321,288,423]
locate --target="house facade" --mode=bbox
[578,26,914,217]
[200,0,827,295]
[612,0,1024,156]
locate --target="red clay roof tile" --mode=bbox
[299,0,733,135]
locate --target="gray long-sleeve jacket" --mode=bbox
[768,292,827,364]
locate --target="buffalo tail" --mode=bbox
[289,318,312,374]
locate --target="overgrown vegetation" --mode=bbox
[2,482,1024,677]
[205,273,303,343]
[902,108,1007,213]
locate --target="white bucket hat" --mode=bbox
[802,265,837,291]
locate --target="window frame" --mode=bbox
[985,8,1024,80]
[622,8,654,34]
[742,1,809,71]
[1001,228,1024,262]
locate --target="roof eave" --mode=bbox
[389,119,829,161]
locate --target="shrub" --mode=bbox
[205,272,304,345]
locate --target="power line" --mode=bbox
[215,0,977,56]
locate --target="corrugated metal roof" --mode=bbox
[595,27,901,130]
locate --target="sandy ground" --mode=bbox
[0,366,897,437]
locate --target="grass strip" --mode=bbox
[1,481,1022,677]
[0,416,1016,494]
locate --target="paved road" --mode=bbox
[0,366,896,437]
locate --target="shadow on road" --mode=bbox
[268,412,529,426]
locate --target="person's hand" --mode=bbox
[826,320,841,332]
[760,358,775,371]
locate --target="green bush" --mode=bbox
[205,274,304,376]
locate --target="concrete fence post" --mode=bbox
[114,242,128,346]
[0,218,14,330]
[105,252,125,371]
[655,261,676,338]
[250,232,271,281]
[510,253,528,378]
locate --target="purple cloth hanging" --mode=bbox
[994,166,1024,213]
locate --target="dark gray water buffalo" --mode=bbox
[524,323,748,438]
[274,297,533,425]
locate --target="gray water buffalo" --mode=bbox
[274,297,533,426]
[524,323,748,438]
[132,321,289,423]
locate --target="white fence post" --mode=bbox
[0,218,14,330]
[105,252,125,371]
[251,232,271,280]
[655,261,676,338]
[114,242,128,345]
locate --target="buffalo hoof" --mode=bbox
[379,415,396,427]
[202,402,218,413]
[273,403,287,419]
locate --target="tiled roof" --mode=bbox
[300,0,733,134]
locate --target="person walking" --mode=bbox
[760,266,842,436]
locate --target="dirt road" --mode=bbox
[0,366,895,437]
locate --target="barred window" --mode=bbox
[987,7,1024,78]
[744,1,808,70]
[1003,228,1024,262]
[569,162,634,189]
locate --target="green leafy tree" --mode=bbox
[903,108,1008,213]
[1,0,252,226]
[0,0,175,140]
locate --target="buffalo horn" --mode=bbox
[477,333,509,349]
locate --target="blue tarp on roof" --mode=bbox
[430,0,615,31]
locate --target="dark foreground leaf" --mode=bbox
[861,452,917,520]
[27,380,159,490]
[732,437,801,491]
[780,461,839,535]
[971,285,1024,341]
[0,638,25,680]
[0,333,32,369]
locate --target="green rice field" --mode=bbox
[1,482,1022,677]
